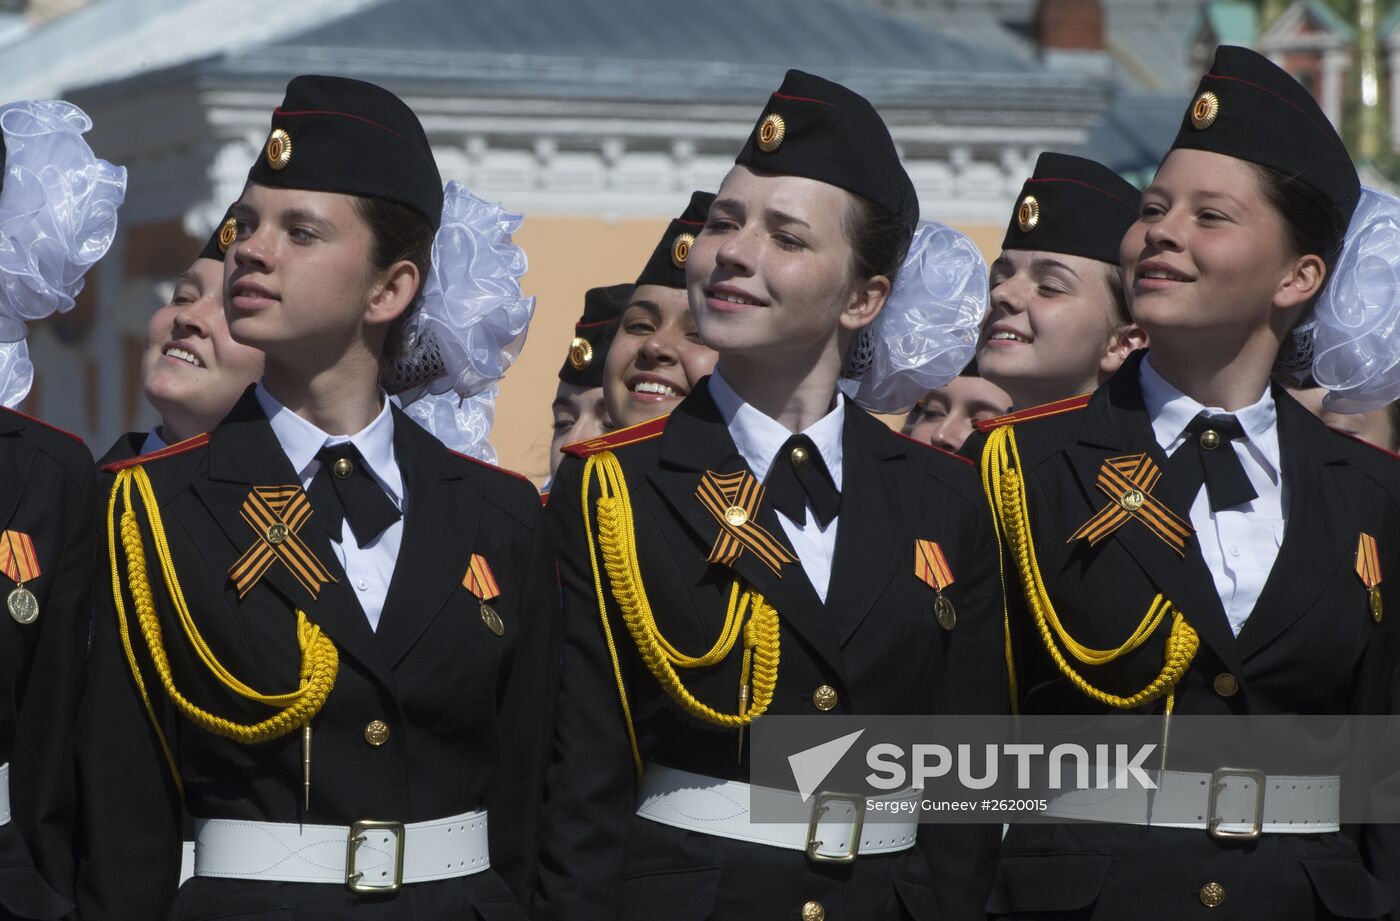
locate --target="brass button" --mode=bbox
[1199,881,1225,908]
[812,685,838,712]
[1212,673,1239,697]
[264,522,288,545]
[1118,489,1145,512]
[724,505,749,527]
[801,901,825,921]
[790,446,809,467]
[364,720,390,747]
[332,457,354,479]
[1199,429,1221,451]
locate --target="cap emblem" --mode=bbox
[1191,91,1220,131]
[217,216,238,253]
[568,337,593,371]
[1016,195,1040,233]
[757,113,787,153]
[670,232,695,269]
[265,128,293,170]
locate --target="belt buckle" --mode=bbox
[805,792,865,864]
[1207,768,1266,841]
[346,819,406,894]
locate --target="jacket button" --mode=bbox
[364,720,390,747]
[812,685,839,711]
[1212,673,1239,697]
[1199,881,1225,908]
[801,901,825,921]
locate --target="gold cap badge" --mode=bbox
[568,336,593,371]
[217,216,238,253]
[757,113,786,153]
[1191,91,1220,131]
[670,232,695,270]
[1016,195,1040,233]
[266,128,293,170]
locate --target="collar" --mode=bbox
[254,381,404,506]
[708,370,845,488]
[1140,355,1281,480]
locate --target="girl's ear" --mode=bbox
[839,274,890,333]
[1273,253,1326,312]
[364,259,420,328]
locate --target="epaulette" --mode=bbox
[2,406,85,444]
[562,414,668,458]
[1332,428,1400,465]
[447,449,535,487]
[101,433,209,473]
[973,392,1092,433]
[893,431,973,466]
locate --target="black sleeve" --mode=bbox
[533,456,637,921]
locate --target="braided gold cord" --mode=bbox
[980,427,1198,712]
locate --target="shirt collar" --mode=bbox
[708,370,845,488]
[1139,355,1281,479]
[254,381,403,506]
[140,428,167,456]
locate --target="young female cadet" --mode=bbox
[98,210,264,467]
[976,153,1145,411]
[978,46,1400,920]
[0,98,124,920]
[550,284,633,483]
[539,71,1006,921]
[78,76,556,920]
[601,191,719,433]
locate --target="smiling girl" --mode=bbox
[540,71,1005,921]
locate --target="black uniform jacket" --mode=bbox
[536,380,1008,921]
[75,390,559,921]
[0,410,93,920]
[975,355,1400,920]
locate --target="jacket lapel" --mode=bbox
[190,388,395,690]
[1235,389,1356,660]
[645,383,848,682]
[0,414,36,535]
[825,405,917,645]
[1063,364,1242,675]
[373,409,479,667]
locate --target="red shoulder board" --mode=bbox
[973,393,1092,433]
[447,450,535,486]
[1332,427,1400,464]
[893,431,972,466]
[1,407,84,444]
[562,415,669,458]
[101,433,209,473]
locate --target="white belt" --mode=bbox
[193,809,489,894]
[1043,768,1340,838]
[636,764,919,863]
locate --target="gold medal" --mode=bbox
[1371,586,1384,623]
[480,602,504,637]
[934,592,956,631]
[7,585,37,625]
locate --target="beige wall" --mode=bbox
[493,217,1007,486]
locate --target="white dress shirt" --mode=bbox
[255,383,405,631]
[708,372,844,603]
[1140,357,1286,635]
[139,428,167,456]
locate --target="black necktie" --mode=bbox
[307,443,401,546]
[764,434,840,528]
[1167,412,1258,513]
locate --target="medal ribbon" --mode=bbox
[229,486,337,599]
[1068,454,1193,556]
[1357,533,1382,591]
[914,539,955,591]
[0,530,39,584]
[462,553,501,601]
[695,470,796,576]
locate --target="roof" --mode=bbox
[1192,1,1259,46]
[1077,90,1187,180]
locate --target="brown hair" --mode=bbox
[841,192,916,286]
[353,196,434,369]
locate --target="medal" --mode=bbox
[1357,533,1384,624]
[7,585,36,624]
[479,603,505,637]
[464,555,504,637]
[934,592,956,631]
[1371,586,1384,624]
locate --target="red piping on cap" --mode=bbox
[272,107,411,143]
[771,91,850,116]
[1023,176,1138,212]
[1203,73,1333,139]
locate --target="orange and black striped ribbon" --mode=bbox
[0,531,40,583]
[1068,454,1193,556]
[695,470,797,576]
[463,553,501,601]
[913,540,954,591]
[229,486,337,599]
[1357,532,1382,590]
